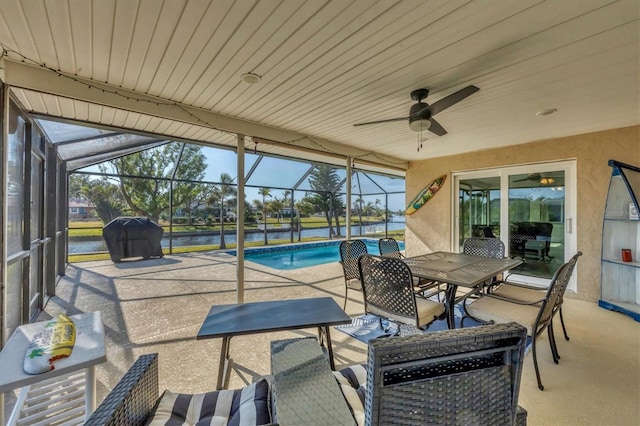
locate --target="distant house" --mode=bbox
[281,207,298,218]
[69,198,96,219]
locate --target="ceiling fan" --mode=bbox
[353,85,479,136]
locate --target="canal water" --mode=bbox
[69,220,406,254]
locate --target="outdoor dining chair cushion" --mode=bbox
[466,297,540,336]
[332,364,367,426]
[490,283,547,303]
[372,296,445,328]
[145,378,271,426]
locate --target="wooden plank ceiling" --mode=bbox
[0,0,638,171]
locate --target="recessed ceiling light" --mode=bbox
[241,72,261,84]
[536,108,557,116]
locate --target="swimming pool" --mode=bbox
[228,239,405,270]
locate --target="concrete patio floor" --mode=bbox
[6,251,639,425]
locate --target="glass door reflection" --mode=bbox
[508,171,566,279]
[458,177,500,248]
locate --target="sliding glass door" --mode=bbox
[454,161,577,289]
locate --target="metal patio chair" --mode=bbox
[485,251,582,349]
[464,251,582,390]
[378,237,403,259]
[379,237,443,299]
[339,239,369,310]
[358,254,444,331]
[463,236,507,290]
[463,236,506,258]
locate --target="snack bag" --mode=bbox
[23,314,76,374]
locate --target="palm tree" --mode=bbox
[270,198,284,223]
[365,201,374,217]
[258,187,271,245]
[211,173,237,249]
[354,196,363,235]
[283,190,292,225]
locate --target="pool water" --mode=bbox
[229,239,404,270]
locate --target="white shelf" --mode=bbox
[602,259,640,268]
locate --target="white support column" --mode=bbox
[236,135,245,304]
[346,157,352,240]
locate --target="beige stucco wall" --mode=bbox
[405,125,640,302]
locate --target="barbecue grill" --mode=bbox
[102,217,164,263]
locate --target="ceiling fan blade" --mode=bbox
[353,116,409,127]
[513,173,541,182]
[427,117,447,136]
[428,85,479,116]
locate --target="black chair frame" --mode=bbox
[463,251,582,390]
[339,239,369,309]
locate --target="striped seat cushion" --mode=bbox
[146,378,271,425]
[333,364,367,426]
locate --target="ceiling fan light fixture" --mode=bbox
[409,117,431,132]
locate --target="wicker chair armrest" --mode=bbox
[85,353,160,426]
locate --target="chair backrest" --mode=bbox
[463,237,505,258]
[339,239,368,281]
[483,226,496,238]
[536,251,582,329]
[358,254,418,326]
[378,237,402,259]
[365,322,527,426]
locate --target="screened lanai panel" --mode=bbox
[176,145,227,182]
[57,134,165,161]
[245,156,313,189]
[353,171,384,195]
[296,165,347,193]
[368,173,406,192]
[388,193,406,213]
[68,141,168,171]
[35,118,114,143]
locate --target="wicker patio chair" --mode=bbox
[357,254,444,330]
[464,252,582,390]
[334,322,528,425]
[85,353,273,425]
[85,354,160,425]
[339,239,369,309]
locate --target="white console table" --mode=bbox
[0,311,106,425]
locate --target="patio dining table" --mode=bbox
[404,252,522,328]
